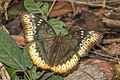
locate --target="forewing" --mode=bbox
[20,12,56,69]
[20,12,56,42]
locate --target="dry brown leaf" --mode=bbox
[0,23,9,34]
[65,59,114,80]
[107,43,120,56]
[88,59,114,80]
[49,1,72,17]
[11,35,25,46]
[0,62,10,80]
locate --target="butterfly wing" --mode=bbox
[20,12,56,42]
[20,12,102,73]
[49,30,102,73]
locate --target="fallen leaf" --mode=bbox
[107,43,120,56]
[11,35,25,46]
[49,1,72,17]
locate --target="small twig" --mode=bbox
[102,18,120,28]
[35,0,120,4]
[41,72,55,80]
[0,23,9,34]
[97,44,111,55]
[69,0,75,16]
[90,50,115,60]
[103,38,120,44]
[96,44,120,63]
[36,0,120,12]
[47,0,56,16]
[89,53,118,63]
[102,0,106,8]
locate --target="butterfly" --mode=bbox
[20,12,103,73]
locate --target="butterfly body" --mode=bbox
[20,12,102,73]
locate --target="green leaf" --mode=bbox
[23,44,33,68]
[33,71,44,80]
[0,29,25,70]
[47,18,68,35]
[30,66,44,79]
[40,2,49,14]
[24,0,49,14]
[47,75,63,80]
[6,67,16,80]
